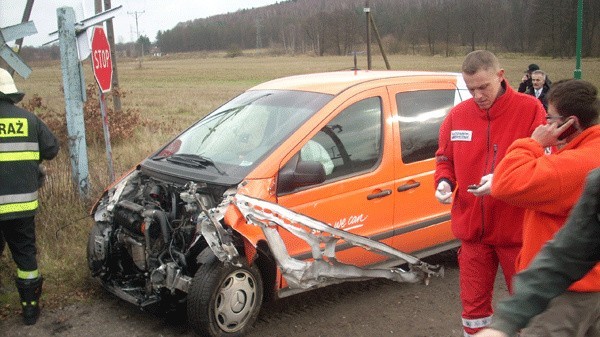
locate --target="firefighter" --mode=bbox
[0,68,59,325]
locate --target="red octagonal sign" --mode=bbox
[91,26,113,93]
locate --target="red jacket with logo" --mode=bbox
[435,81,546,245]
[492,125,600,292]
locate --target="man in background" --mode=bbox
[518,64,551,95]
[518,63,539,93]
[526,70,550,110]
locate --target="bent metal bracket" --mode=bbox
[225,194,444,293]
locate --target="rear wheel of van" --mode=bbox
[187,259,263,337]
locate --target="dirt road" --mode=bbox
[0,252,509,337]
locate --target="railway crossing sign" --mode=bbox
[0,21,37,78]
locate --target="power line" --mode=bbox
[127,10,144,40]
[127,10,144,67]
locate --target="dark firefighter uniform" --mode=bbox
[0,68,59,325]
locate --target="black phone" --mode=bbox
[558,118,577,141]
[467,184,481,190]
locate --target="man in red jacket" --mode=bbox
[488,79,600,336]
[434,50,546,336]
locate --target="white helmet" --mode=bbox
[0,68,25,103]
[0,68,20,95]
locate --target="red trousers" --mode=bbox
[458,241,520,336]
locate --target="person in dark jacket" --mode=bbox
[0,68,59,325]
[475,167,600,337]
[518,64,552,95]
[524,70,550,111]
[518,64,539,93]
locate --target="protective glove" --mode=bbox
[38,164,47,189]
[435,181,453,204]
[470,174,493,197]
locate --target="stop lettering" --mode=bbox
[91,26,113,93]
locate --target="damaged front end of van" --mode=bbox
[88,172,443,337]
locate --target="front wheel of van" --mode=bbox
[187,259,263,337]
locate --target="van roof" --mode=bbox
[249,70,465,95]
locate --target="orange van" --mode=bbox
[89,70,471,337]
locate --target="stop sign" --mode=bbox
[91,26,113,93]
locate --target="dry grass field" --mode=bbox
[1,51,600,318]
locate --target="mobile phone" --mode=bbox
[467,184,481,190]
[557,117,578,141]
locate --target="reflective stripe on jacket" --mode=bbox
[0,100,59,220]
[0,191,39,214]
[0,142,40,161]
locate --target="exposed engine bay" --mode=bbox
[88,169,236,307]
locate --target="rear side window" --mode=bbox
[396,90,455,163]
[305,97,383,180]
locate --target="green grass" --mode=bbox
[2,51,599,318]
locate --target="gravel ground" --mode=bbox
[0,251,509,337]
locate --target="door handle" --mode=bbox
[397,181,421,192]
[367,189,392,200]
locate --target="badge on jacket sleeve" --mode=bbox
[450,130,472,141]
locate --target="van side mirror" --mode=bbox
[278,157,326,194]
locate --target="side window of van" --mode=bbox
[396,90,455,163]
[304,97,382,180]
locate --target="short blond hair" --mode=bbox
[462,50,500,75]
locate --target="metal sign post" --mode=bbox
[98,89,115,182]
[574,0,583,79]
[91,26,115,183]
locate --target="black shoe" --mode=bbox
[16,277,43,326]
[22,301,40,325]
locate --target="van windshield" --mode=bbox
[152,90,332,177]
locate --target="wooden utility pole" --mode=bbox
[363,1,390,70]
[128,10,145,68]
[369,13,390,70]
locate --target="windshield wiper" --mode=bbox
[165,154,227,175]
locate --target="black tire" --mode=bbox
[87,222,108,276]
[187,258,263,337]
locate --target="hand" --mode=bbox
[469,174,493,196]
[531,118,575,147]
[38,164,47,188]
[473,328,509,337]
[435,181,453,204]
[521,74,529,82]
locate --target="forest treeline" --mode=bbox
[155,0,600,57]
[19,0,600,61]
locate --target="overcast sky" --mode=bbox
[0,0,281,47]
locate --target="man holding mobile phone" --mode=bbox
[434,50,546,336]
[518,64,539,93]
[488,79,600,336]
